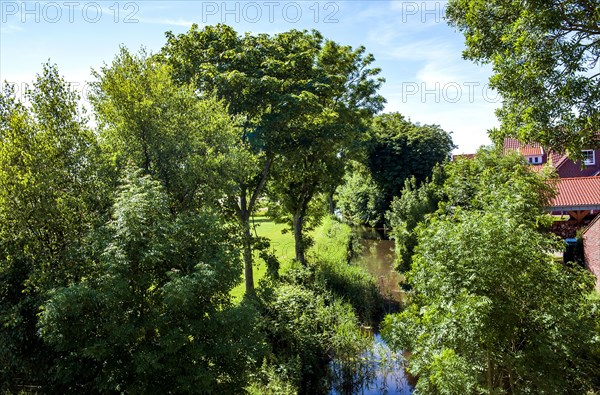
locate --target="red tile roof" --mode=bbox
[503,138,544,156]
[551,177,600,209]
[549,151,569,168]
[521,146,544,156]
[503,138,521,151]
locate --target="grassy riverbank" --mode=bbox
[232,215,383,323]
[230,216,295,301]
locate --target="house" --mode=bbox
[548,150,600,178]
[503,139,600,290]
[503,138,600,222]
[503,138,600,178]
[503,138,547,165]
[583,215,600,292]
[548,177,600,221]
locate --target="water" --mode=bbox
[353,237,405,305]
[328,228,415,394]
[329,333,414,395]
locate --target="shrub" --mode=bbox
[309,216,383,324]
[256,282,369,393]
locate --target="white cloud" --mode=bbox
[0,24,24,35]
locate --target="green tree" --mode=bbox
[382,149,600,394]
[161,25,384,285]
[386,168,444,272]
[446,0,600,154]
[0,65,108,388]
[441,148,557,221]
[368,113,454,211]
[91,48,240,212]
[336,161,386,227]
[161,25,316,294]
[267,38,385,265]
[39,170,266,393]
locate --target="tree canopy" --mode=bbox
[161,24,384,279]
[91,48,240,212]
[39,169,265,393]
[383,149,600,393]
[265,39,385,264]
[0,65,109,387]
[447,0,600,154]
[367,112,454,211]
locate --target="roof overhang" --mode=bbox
[547,205,600,212]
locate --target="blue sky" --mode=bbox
[1,0,498,153]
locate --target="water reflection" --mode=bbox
[328,228,414,394]
[353,238,405,305]
[329,334,413,395]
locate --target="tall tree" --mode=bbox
[382,149,600,393]
[267,40,385,265]
[161,25,316,294]
[90,48,240,213]
[368,112,454,211]
[0,65,108,388]
[161,25,383,285]
[446,0,600,154]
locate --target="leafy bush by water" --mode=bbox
[248,216,381,394]
[309,216,384,324]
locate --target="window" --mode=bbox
[583,150,595,165]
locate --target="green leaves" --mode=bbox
[336,161,386,227]
[447,0,600,153]
[368,112,455,211]
[383,148,600,393]
[92,48,240,212]
[39,169,263,393]
[0,64,110,388]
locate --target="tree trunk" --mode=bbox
[327,188,335,215]
[241,212,255,297]
[293,210,306,265]
[486,350,494,392]
[236,157,273,298]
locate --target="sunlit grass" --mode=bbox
[230,216,295,301]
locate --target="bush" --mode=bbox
[255,282,370,394]
[38,171,267,393]
[336,163,386,227]
[250,216,383,393]
[309,216,383,324]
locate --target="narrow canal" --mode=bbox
[328,228,415,395]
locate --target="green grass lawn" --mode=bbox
[230,216,295,301]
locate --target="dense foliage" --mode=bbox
[40,170,265,393]
[383,149,600,394]
[447,0,600,154]
[309,216,383,324]
[3,20,600,394]
[245,217,380,393]
[336,161,386,227]
[161,23,385,279]
[336,113,453,228]
[0,30,383,392]
[91,48,241,212]
[367,112,454,212]
[0,65,110,388]
[386,169,444,272]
